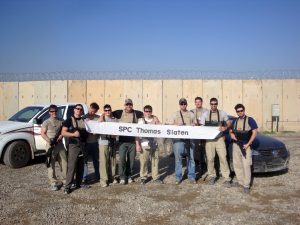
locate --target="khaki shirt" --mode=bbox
[42,118,62,139]
[171,110,196,126]
[120,111,136,123]
[235,116,251,131]
[71,117,86,131]
[99,116,117,145]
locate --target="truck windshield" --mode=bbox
[8,106,44,122]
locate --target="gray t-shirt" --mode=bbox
[190,107,209,125]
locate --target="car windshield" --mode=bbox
[8,106,44,122]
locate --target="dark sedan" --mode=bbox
[226,117,290,173]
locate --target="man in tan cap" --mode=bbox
[112,99,143,184]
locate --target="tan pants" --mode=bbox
[46,142,67,185]
[139,145,159,180]
[232,143,252,188]
[99,144,116,185]
[205,137,230,180]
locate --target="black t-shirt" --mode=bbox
[63,116,88,142]
[62,116,82,129]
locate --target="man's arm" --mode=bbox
[61,119,80,138]
[229,119,237,140]
[135,118,143,152]
[61,126,80,138]
[220,111,231,132]
[190,112,196,126]
[168,112,176,125]
[98,114,105,122]
[41,125,50,143]
[135,137,141,152]
[112,110,122,119]
[153,116,161,124]
[229,128,237,141]
[243,129,257,150]
[243,117,258,149]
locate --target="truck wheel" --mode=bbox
[3,141,31,168]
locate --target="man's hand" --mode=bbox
[57,135,63,141]
[73,130,80,138]
[243,143,250,150]
[136,144,142,153]
[219,126,227,132]
[98,115,105,122]
[50,138,56,147]
[230,133,237,141]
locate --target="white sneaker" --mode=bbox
[101,183,108,188]
[112,179,118,184]
[120,179,126,185]
[128,177,134,184]
[50,184,58,191]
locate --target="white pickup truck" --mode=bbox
[0,103,88,168]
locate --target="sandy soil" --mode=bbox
[0,134,299,225]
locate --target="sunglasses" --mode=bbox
[104,109,111,112]
[144,110,152,113]
[126,103,133,106]
[49,110,57,113]
[75,108,83,111]
[236,109,244,113]
[180,103,187,105]
[210,103,218,106]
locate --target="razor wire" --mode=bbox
[0,69,300,82]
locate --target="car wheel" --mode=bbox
[3,141,31,168]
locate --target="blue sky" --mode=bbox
[0,0,299,73]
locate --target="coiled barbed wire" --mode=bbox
[0,70,299,82]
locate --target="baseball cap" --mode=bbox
[125,98,133,105]
[179,98,187,104]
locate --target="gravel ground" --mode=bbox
[0,134,299,225]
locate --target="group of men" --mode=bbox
[41,97,257,195]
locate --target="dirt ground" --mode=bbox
[0,133,299,225]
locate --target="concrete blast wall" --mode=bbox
[0,79,299,131]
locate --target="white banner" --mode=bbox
[85,121,220,140]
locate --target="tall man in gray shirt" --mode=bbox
[190,96,208,173]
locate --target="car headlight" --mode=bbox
[252,149,260,156]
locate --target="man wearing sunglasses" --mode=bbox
[98,104,118,187]
[41,104,67,191]
[112,99,143,185]
[62,104,88,194]
[82,102,100,185]
[170,98,197,185]
[229,104,258,194]
[137,105,162,184]
[200,98,231,187]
